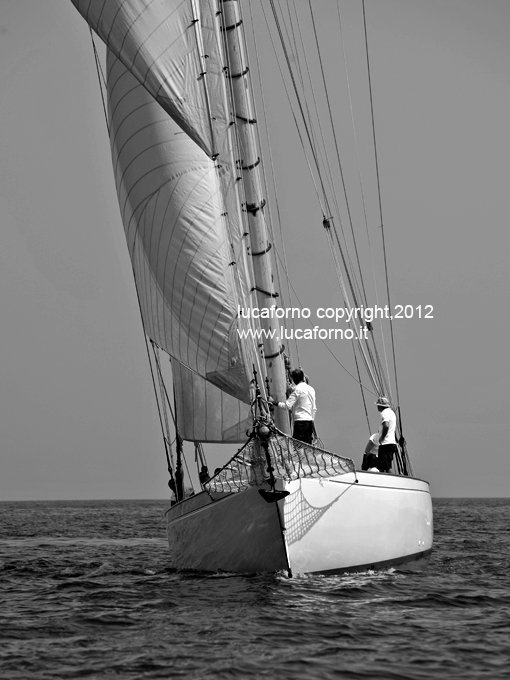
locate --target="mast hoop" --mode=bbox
[245,198,266,215]
[251,285,279,298]
[264,346,285,360]
[251,242,272,257]
[242,157,261,170]
[221,19,243,32]
[229,67,249,79]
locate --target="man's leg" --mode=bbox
[377,444,395,472]
[292,420,314,444]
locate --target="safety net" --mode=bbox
[204,430,355,494]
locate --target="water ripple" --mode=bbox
[1,498,510,679]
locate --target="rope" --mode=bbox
[89,29,110,136]
[279,1,366,314]
[352,342,371,433]
[335,2,393,397]
[362,0,401,413]
[307,0,369,309]
[260,1,326,215]
[274,248,376,395]
[267,0,330,212]
[264,1,383,399]
[87,29,181,483]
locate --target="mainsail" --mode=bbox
[71,0,230,158]
[76,0,294,442]
[107,50,256,404]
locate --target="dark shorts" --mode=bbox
[362,452,378,471]
[293,420,314,445]
[378,443,398,472]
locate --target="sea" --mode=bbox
[1,498,509,680]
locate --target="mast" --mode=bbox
[220,0,290,434]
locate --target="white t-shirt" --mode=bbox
[368,433,380,455]
[379,408,396,445]
[280,382,317,421]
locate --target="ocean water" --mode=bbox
[1,498,509,680]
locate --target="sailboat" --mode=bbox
[70,0,433,575]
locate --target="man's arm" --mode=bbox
[380,421,389,442]
[279,389,298,411]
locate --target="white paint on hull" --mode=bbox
[284,472,433,574]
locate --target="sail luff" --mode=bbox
[221,0,290,433]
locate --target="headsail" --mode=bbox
[72,0,230,158]
[107,51,256,402]
[172,360,252,443]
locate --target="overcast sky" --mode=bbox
[1,1,508,501]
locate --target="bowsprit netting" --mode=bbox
[204,431,355,494]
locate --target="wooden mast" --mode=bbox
[220,0,290,434]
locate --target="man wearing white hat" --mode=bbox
[375,396,397,473]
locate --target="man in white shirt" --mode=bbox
[375,396,397,473]
[362,432,380,471]
[272,369,317,444]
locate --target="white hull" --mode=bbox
[166,472,433,575]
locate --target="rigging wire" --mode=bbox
[88,30,178,483]
[265,0,385,394]
[306,0,369,309]
[323,223,380,392]
[352,341,371,432]
[360,1,412,474]
[261,1,370,382]
[361,1,401,407]
[281,1,338,213]
[264,0,403,413]
[335,1,393,397]
[253,1,382,397]
[89,29,110,136]
[152,344,177,424]
[266,0,330,213]
[280,0,366,313]
[274,247,376,395]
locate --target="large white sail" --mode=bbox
[172,360,252,443]
[72,0,230,158]
[107,51,255,402]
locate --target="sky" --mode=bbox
[0,0,508,501]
